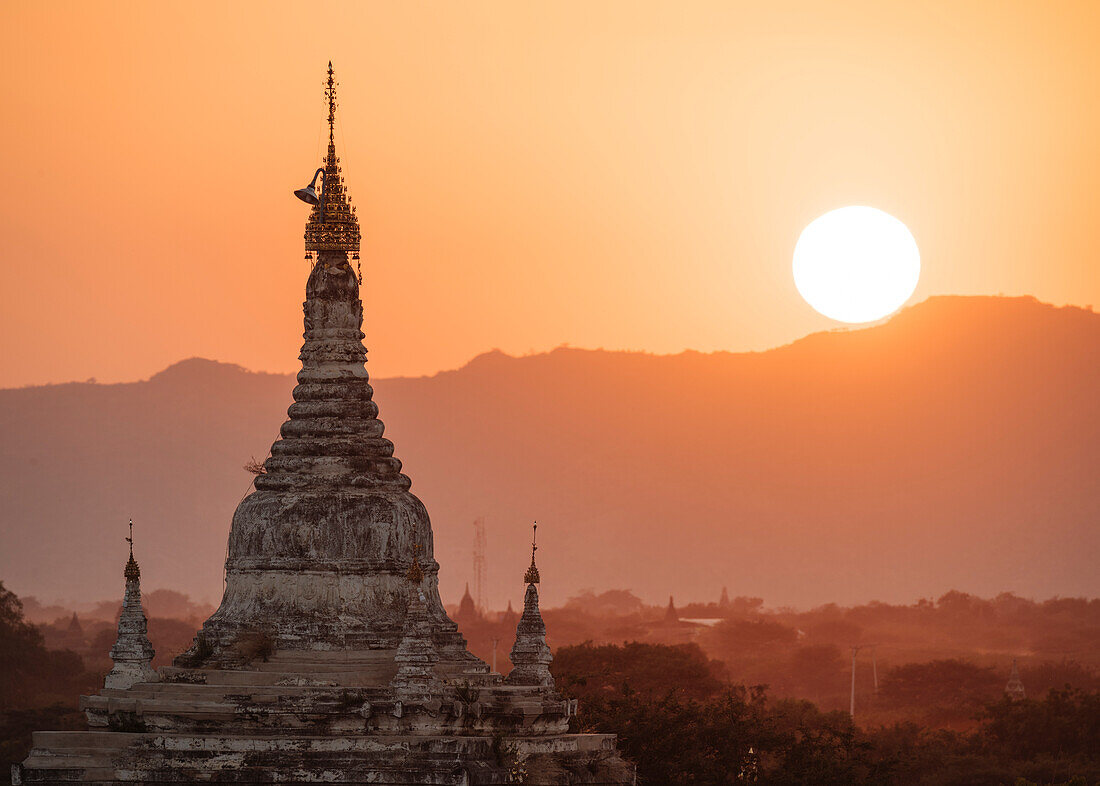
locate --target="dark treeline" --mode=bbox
[455,588,1100,728]
[0,583,96,778]
[553,641,1100,786]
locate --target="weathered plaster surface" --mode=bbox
[104,568,158,691]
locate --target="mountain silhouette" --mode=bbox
[0,296,1096,609]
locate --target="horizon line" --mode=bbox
[3,293,1092,391]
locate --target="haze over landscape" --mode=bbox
[3,294,1095,611]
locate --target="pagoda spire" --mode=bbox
[524,521,540,585]
[105,520,158,690]
[455,581,480,624]
[187,64,475,664]
[665,594,679,622]
[1005,658,1026,700]
[325,61,337,146]
[303,62,361,268]
[507,523,553,687]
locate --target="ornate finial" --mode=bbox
[406,543,424,585]
[302,63,361,258]
[124,519,140,582]
[523,522,540,585]
[325,61,337,145]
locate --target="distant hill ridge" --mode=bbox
[1,295,1096,609]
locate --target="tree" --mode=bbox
[555,641,880,784]
[789,644,846,696]
[0,581,94,708]
[980,688,1100,761]
[705,617,799,655]
[553,641,724,701]
[879,660,1002,712]
[0,581,49,708]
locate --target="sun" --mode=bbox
[793,206,920,323]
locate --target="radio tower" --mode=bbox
[472,518,487,614]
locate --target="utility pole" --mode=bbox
[850,644,879,717]
[850,645,860,717]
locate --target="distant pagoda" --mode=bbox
[665,594,679,623]
[18,64,632,785]
[1005,659,1026,701]
[455,582,481,626]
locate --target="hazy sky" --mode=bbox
[2,1,1098,387]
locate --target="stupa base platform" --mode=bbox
[16,731,628,785]
[14,651,634,785]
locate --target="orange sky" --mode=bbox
[1,1,1098,387]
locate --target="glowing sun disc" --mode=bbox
[793,206,920,323]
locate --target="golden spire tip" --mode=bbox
[524,521,540,585]
[124,518,140,582]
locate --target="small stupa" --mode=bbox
[18,64,633,785]
[455,582,481,626]
[1005,658,1026,701]
[104,520,158,691]
[664,594,679,623]
[506,524,554,688]
[390,545,443,696]
[501,599,519,628]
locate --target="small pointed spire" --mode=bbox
[303,62,361,260]
[507,523,553,687]
[524,522,540,585]
[456,581,479,624]
[124,518,140,582]
[392,543,440,694]
[665,594,679,622]
[325,61,337,145]
[1005,658,1026,700]
[106,519,157,690]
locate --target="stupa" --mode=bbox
[1004,659,1026,701]
[16,64,633,785]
